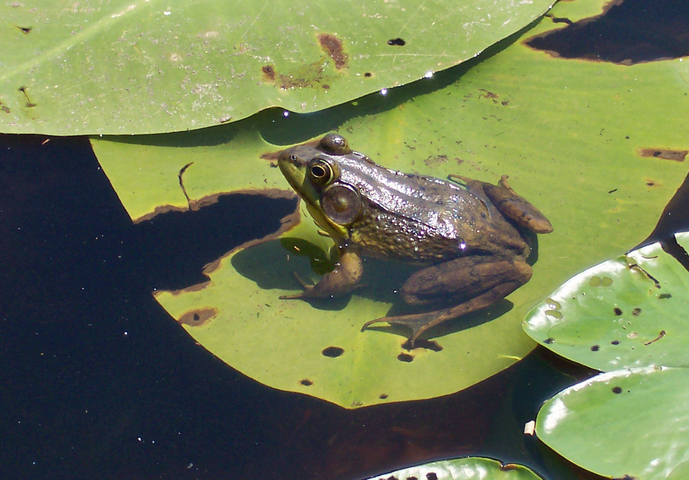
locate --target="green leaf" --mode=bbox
[0,0,554,135]
[524,232,689,371]
[362,457,542,480]
[92,0,689,408]
[363,457,544,480]
[536,366,689,480]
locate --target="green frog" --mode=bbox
[278,133,553,345]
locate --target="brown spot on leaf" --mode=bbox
[478,89,499,101]
[318,33,348,69]
[177,307,218,326]
[16,25,31,34]
[644,330,666,345]
[18,86,36,107]
[501,464,521,472]
[387,38,406,46]
[423,155,448,167]
[0,101,10,114]
[300,379,313,386]
[637,148,687,162]
[262,64,276,81]
[364,72,373,78]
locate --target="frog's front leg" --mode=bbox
[361,255,532,345]
[281,250,363,299]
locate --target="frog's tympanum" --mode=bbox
[278,133,553,345]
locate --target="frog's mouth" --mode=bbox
[278,151,348,241]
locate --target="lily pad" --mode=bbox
[0,0,554,135]
[536,366,689,480]
[92,0,689,408]
[524,232,689,371]
[364,457,543,480]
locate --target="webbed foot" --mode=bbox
[361,279,526,347]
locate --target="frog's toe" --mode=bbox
[361,311,449,345]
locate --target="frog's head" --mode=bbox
[278,134,362,239]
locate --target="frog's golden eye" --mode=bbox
[308,158,334,185]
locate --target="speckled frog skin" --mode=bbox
[278,133,553,345]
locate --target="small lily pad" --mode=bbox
[364,457,544,480]
[524,232,689,371]
[536,366,689,480]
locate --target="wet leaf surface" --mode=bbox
[524,232,689,371]
[0,0,553,135]
[536,366,689,480]
[364,457,544,480]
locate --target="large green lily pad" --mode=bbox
[364,457,543,479]
[524,232,689,371]
[536,366,689,480]
[92,0,689,408]
[0,0,553,135]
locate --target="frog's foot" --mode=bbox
[361,280,525,346]
[280,250,363,300]
[361,309,454,346]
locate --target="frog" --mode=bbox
[278,133,553,346]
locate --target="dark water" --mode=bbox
[527,0,689,64]
[0,136,598,480]
[2,2,689,479]
[3,131,688,480]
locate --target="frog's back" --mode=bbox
[338,159,487,262]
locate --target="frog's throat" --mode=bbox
[306,202,348,240]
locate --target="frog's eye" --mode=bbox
[308,158,334,186]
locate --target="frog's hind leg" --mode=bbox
[361,258,531,346]
[361,280,525,346]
